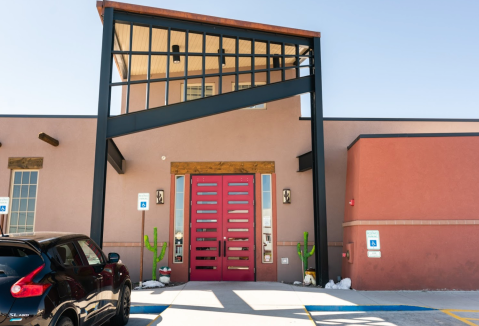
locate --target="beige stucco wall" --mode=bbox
[2,112,479,283]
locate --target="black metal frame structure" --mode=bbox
[91,8,329,285]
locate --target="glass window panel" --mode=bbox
[270,70,282,84]
[228,192,248,195]
[130,55,149,78]
[167,79,182,105]
[9,227,17,233]
[170,30,186,52]
[196,266,216,270]
[10,212,18,225]
[196,247,216,251]
[205,56,219,75]
[198,183,217,186]
[228,210,248,214]
[197,219,217,223]
[197,201,217,204]
[228,257,249,260]
[110,85,125,116]
[132,25,150,52]
[30,172,38,184]
[254,73,267,88]
[228,238,248,241]
[229,247,249,251]
[205,34,219,53]
[196,238,216,241]
[262,174,273,263]
[197,192,217,195]
[228,266,249,270]
[26,226,33,232]
[14,172,22,184]
[27,212,34,225]
[270,56,283,69]
[27,199,35,212]
[20,199,27,211]
[175,194,184,210]
[21,185,28,197]
[223,57,236,75]
[18,213,26,226]
[228,183,248,186]
[174,175,185,264]
[196,228,217,232]
[255,41,267,55]
[300,57,311,67]
[148,81,166,109]
[239,57,251,72]
[228,219,248,222]
[11,199,19,212]
[197,210,217,214]
[187,56,203,76]
[150,55,167,78]
[13,186,20,198]
[239,39,252,54]
[285,56,296,68]
[188,32,203,53]
[151,28,168,52]
[262,195,272,210]
[262,175,271,191]
[228,201,248,204]
[29,185,37,198]
[228,228,248,232]
[299,45,311,56]
[17,226,25,233]
[114,22,130,51]
[22,172,30,184]
[78,240,104,265]
[176,176,184,192]
[223,37,236,54]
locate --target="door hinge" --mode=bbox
[191,201,192,205]
[190,245,191,250]
[254,245,255,250]
[190,223,192,228]
[254,268,256,273]
[189,268,191,273]
[191,179,193,184]
[253,200,254,205]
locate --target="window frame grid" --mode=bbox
[109,15,313,115]
[8,169,39,234]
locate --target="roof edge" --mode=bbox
[347,132,479,150]
[96,1,321,38]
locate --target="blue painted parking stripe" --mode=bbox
[305,305,436,312]
[130,305,169,314]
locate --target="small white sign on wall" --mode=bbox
[366,230,380,250]
[137,193,150,211]
[0,197,10,214]
[367,251,381,258]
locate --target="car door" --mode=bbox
[51,242,100,326]
[76,239,114,323]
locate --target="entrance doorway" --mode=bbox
[190,175,255,281]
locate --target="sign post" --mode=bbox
[138,193,149,286]
[0,197,10,235]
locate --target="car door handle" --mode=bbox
[223,241,226,257]
[218,241,221,257]
[94,275,103,280]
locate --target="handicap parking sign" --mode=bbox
[0,206,5,212]
[140,202,147,208]
[370,240,377,247]
[137,193,150,211]
[366,230,380,250]
[0,198,9,214]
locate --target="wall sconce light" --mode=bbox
[172,45,180,64]
[218,49,225,66]
[273,56,280,69]
[156,190,164,204]
[283,189,291,204]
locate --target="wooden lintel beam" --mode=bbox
[38,133,59,147]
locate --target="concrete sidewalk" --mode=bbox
[130,282,479,325]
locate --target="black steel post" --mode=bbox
[310,37,329,286]
[90,7,114,248]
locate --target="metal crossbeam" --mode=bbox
[107,139,125,174]
[106,76,313,138]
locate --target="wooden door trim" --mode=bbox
[171,161,275,174]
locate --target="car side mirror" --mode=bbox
[108,252,120,263]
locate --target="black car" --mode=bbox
[0,232,131,326]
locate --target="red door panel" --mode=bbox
[222,175,255,281]
[190,175,223,281]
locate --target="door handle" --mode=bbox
[94,274,103,281]
[218,241,221,257]
[223,241,226,257]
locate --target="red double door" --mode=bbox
[190,175,255,281]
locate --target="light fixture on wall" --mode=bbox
[156,190,164,204]
[172,45,180,64]
[273,56,280,69]
[218,49,225,66]
[283,189,291,204]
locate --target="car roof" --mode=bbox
[0,232,90,252]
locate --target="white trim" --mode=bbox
[180,83,215,102]
[7,169,39,233]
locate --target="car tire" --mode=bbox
[110,285,130,326]
[57,316,74,326]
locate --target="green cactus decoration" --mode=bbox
[144,227,167,280]
[297,231,315,276]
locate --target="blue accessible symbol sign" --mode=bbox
[140,202,147,208]
[370,240,377,247]
[0,206,5,212]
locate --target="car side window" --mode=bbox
[78,239,104,265]
[55,243,83,267]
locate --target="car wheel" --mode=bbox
[57,316,74,326]
[110,286,130,326]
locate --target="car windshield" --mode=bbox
[0,244,43,277]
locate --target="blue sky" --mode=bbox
[0,0,477,118]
